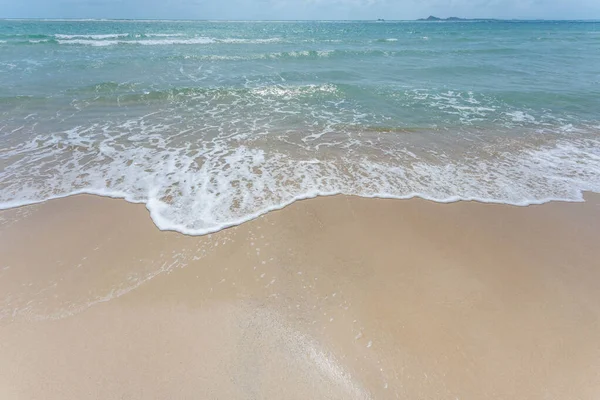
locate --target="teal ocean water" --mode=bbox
[1,20,599,233]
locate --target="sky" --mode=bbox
[1,0,600,20]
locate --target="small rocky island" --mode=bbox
[417,16,496,21]
[418,16,464,21]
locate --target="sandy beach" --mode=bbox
[1,194,600,399]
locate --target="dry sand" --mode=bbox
[1,194,599,399]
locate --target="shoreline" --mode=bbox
[1,193,600,398]
[0,189,595,236]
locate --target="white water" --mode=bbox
[1,120,599,235]
[55,33,129,39]
[54,36,283,46]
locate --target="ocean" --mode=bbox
[1,19,599,234]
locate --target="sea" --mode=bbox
[1,19,599,234]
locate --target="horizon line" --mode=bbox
[1,17,600,22]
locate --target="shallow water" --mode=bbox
[1,19,599,233]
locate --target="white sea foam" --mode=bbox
[57,37,216,46]
[55,36,281,46]
[1,114,599,236]
[186,50,336,61]
[250,83,338,98]
[55,33,129,39]
[145,33,185,37]
[217,37,281,44]
[138,37,215,45]
[316,50,334,57]
[506,111,537,123]
[57,39,120,46]
[286,50,311,57]
[406,89,500,124]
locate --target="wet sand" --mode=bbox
[1,194,599,399]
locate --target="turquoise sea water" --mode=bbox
[1,20,599,233]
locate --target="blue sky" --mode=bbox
[1,0,599,20]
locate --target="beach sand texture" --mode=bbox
[1,194,599,399]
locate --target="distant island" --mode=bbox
[417,16,497,21]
